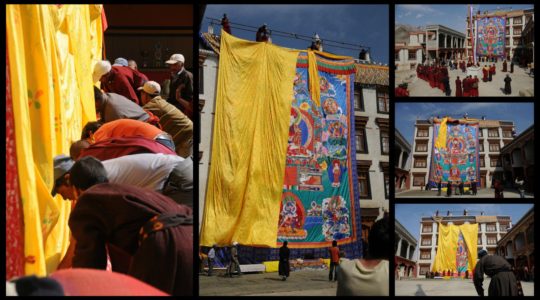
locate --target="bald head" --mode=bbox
[70,139,91,160]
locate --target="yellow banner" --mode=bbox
[200,31,299,247]
[434,117,448,149]
[6,4,101,276]
[432,222,478,273]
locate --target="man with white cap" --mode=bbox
[93,60,148,105]
[165,54,193,118]
[139,81,193,158]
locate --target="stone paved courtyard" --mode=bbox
[396,278,534,296]
[199,269,338,296]
[395,61,534,97]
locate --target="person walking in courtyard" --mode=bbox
[278,241,290,281]
[502,59,507,72]
[494,179,504,198]
[471,180,477,195]
[510,61,514,73]
[446,181,452,197]
[228,242,241,277]
[515,177,525,198]
[437,179,442,196]
[474,250,519,296]
[455,76,462,97]
[504,74,512,95]
[329,240,340,281]
[207,245,217,276]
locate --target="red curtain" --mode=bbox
[5,41,25,279]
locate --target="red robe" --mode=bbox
[455,79,462,97]
[462,78,470,97]
[482,68,488,82]
[490,66,496,76]
[471,78,479,97]
[100,66,147,105]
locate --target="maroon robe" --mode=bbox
[502,61,507,72]
[462,78,470,97]
[482,68,488,82]
[69,183,193,296]
[455,78,462,97]
[100,66,147,105]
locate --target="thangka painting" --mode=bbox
[476,17,506,58]
[277,52,360,248]
[428,119,480,186]
[456,232,468,274]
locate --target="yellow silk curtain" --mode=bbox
[6,4,102,276]
[434,117,448,149]
[200,31,299,247]
[432,223,478,273]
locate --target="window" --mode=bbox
[414,157,427,168]
[490,156,500,167]
[514,28,522,35]
[503,130,512,138]
[422,225,432,233]
[514,17,522,25]
[417,129,429,137]
[413,174,425,186]
[506,29,510,35]
[420,250,431,259]
[478,130,483,137]
[480,156,485,167]
[381,132,389,155]
[500,223,509,232]
[487,236,497,245]
[376,89,389,113]
[395,51,400,60]
[358,171,371,199]
[199,66,204,94]
[355,129,368,153]
[514,38,521,46]
[408,51,416,60]
[354,88,364,111]
[479,142,484,152]
[478,235,482,245]
[489,143,500,152]
[415,143,428,152]
[486,224,496,232]
[419,266,430,275]
[488,129,499,137]
[421,238,432,246]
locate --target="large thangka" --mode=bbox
[428,118,480,187]
[277,52,360,249]
[476,17,506,58]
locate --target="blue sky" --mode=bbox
[396,4,534,33]
[396,203,534,253]
[395,102,535,145]
[202,5,389,64]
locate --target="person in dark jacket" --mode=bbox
[278,241,290,281]
[446,181,452,197]
[504,74,512,95]
[437,179,442,196]
[474,250,519,296]
[65,157,193,296]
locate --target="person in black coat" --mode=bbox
[437,179,442,196]
[443,75,451,96]
[446,181,452,197]
[474,250,519,296]
[504,74,512,95]
[278,241,290,281]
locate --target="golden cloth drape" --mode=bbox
[6,4,102,275]
[432,222,478,273]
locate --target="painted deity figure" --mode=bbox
[332,160,341,187]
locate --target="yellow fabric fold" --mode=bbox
[435,117,448,149]
[200,30,299,247]
[432,222,478,273]
[6,4,101,276]
[307,50,320,107]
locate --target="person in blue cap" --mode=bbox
[473,249,519,296]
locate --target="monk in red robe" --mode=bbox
[471,76,479,97]
[490,64,496,76]
[462,76,470,97]
[455,76,463,97]
[482,66,489,82]
[502,60,507,72]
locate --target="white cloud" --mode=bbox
[416,13,424,19]
[399,4,436,13]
